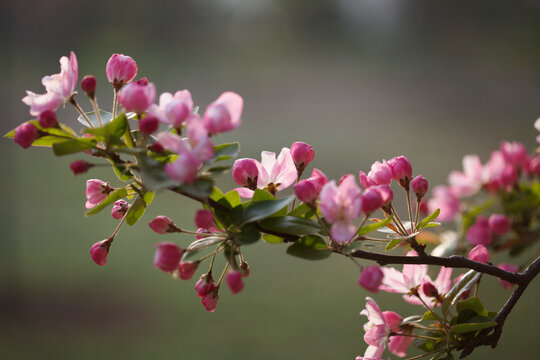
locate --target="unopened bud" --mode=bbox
[290,142,314,174]
[153,242,183,273]
[14,122,38,149]
[139,115,159,134]
[149,216,179,234]
[178,260,199,280]
[38,110,58,128]
[90,238,112,266]
[422,282,439,298]
[81,75,97,99]
[111,199,129,219]
[226,270,245,294]
[411,175,429,200]
[70,160,92,175]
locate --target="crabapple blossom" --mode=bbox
[468,245,490,264]
[178,261,199,280]
[90,239,112,266]
[194,209,216,230]
[501,141,528,169]
[13,122,38,149]
[411,175,428,199]
[139,115,159,134]
[150,90,194,127]
[32,51,78,104]
[149,216,178,234]
[448,154,483,197]
[466,216,492,246]
[203,91,243,134]
[22,90,63,118]
[117,79,156,113]
[106,54,138,89]
[38,110,57,128]
[70,160,91,175]
[427,185,460,222]
[387,156,412,186]
[226,270,245,294]
[201,289,219,312]
[111,200,128,219]
[536,117,540,143]
[488,214,511,235]
[379,251,428,303]
[361,187,383,215]
[413,267,453,306]
[81,75,97,99]
[164,151,201,183]
[294,168,329,204]
[195,274,215,298]
[153,242,183,273]
[85,179,112,209]
[368,160,392,186]
[358,265,384,293]
[290,141,314,173]
[233,158,259,189]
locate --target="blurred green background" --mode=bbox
[1,0,539,359]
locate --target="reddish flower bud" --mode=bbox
[226,270,245,294]
[178,261,199,280]
[106,53,138,89]
[411,175,429,200]
[85,179,112,209]
[153,242,183,273]
[38,110,57,128]
[498,263,520,290]
[387,155,412,186]
[194,209,216,230]
[81,75,97,99]
[139,115,159,134]
[150,142,165,154]
[201,289,219,312]
[488,214,510,235]
[117,81,156,114]
[500,141,528,169]
[90,239,112,266]
[358,171,376,188]
[468,244,490,264]
[290,142,314,172]
[372,185,393,206]
[422,282,439,298]
[70,160,92,175]
[466,216,492,246]
[14,122,38,149]
[232,158,259,189]
[294,179,318,205]
[111,199,128,219]
[149,216,178,234]
[361,187,383,215]
[195,274,215,298]
[357,265,384,293]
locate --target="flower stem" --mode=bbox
[90,97,103,127]
[216,262,230,287]
[69,97,93,128]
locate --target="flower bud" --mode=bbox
[90,238,112,266]
[117,81,156,114]
[38,110,57,128]
[139,115,159,134]
[150,142,165,154]
[488,214,510,235]
[194,209,216,230]
[387,156,412,187]
[111,199,128,219]
[201,289,219,312]
[290,142,314,173]
[358,171,376,188]
[203,92,243,134]
[106,54,138,89]
[422,282,439,298]
[468,244,490,263]
[357,265,384,293]
[361,187,383,215]
[195,274,215,298]
[497,263,520,290]
[232,158,259,189]
[466,216,492,246]
[294,179,318,205]
[14,122,38,149]
[367,160,392,186]
[411,175,429,200]
[164,152,201,184]
[81,75,97,99]
[226,270,245,294]
[240,261,251,277]
[178,260,199,280]
[85,179,112,209]
[149,216,178,234]
[309,168,328,191]
[153,242,183,273]
[500,141,528,169]
[70,160,92,175]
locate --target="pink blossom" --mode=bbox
[466,216,492,246]
[411,175,428,199]
[70,160,91,175]
[501,141,528,169]
[535,118,540,143]
[361,187,383,215]
[387,156,412,184]
[164,151,201,183]
[22,90,63,117]
[488,214,510,235]
[85,179,112,209]
[90,239,111,266]
[233,158,259,188]
[290,142,314,172]
[13,122,38,149]
[117,80,156,114]
[498,263,520,290]
[195,274,215,298]
[111,200,128,219]
[139,115,159,134]
[468,245,490,263]
[106,54,138,89]
[526,156,540,176]
[358,171,376,188]
[149,216,177,234]
[185,115,214,162]
[81,75,97,99]
[427,185,460,222]
[38,110,57,128]
[358,265,384,293]
[380,251,428,304]
[413,267,453,306]
[194,209,216,230]
[482,151,518,192]
[226,270,245,294]
[448,155,483,197]
[203,91,243,134]
[372,185,393,208]
[294,179,319,205]
[319,175,363,243]
[150,90,194,127]
[40,51,78,101]
[201,289,219,312]
[308,168,329,191]
[153,242,183,273]
[368,160,392,186]
[178,261,199,280]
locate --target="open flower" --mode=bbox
[379,251,429,304]
[203,91,243,134]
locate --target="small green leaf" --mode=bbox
[209,187,225,203]
[289,203,312,217]
[385,238,404,251]
[358,217,393,236]
[210,142,240,162]
[252,189,275,201]
[177,178,214,200]
[143,191,155,205]
[287,235,331,260]
[241,196,294,225]
[223,190,241,208]
[449,321,496,335]
[421,311,439,321]
[263,234,284,244]
[235,224,261,245]
[259,216,322,236]
[85,188,128,216]
[52,138,97,156]
[85,114,128,144]
[456,297,488,318]
[126,196,147,226]
[205,165,232,176]
[417,209,440,230]
[109,160,133,181]
[442,270,481,315]
[422,222,441,228]
[77,109,113,128]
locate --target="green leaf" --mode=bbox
[422,311,439,321]
[289,203,312,217]
[223,190,241,208]
[126,196,147,226]
[422,222,441,228]
[5,120,77,147]
[456,297,488,318]
[85,114,128,144]
[85,188,128,216]
[385,237,404,251]
[240,196,294,225]
[235,224,261,245]
[210,142,240,162]
[263,234,284,244]
[358,217,393,236]
[252,189,275,201]
[442,270,481,315]
[450,321,496,336]
[177,178,214,200]
[259,216,322,236]
[138,156,179,191]
[287,235,332,260]
[205,165,232,176]
[109,160,133,181]
[77,109,113,128]
[417,209,440,230]
[143,191,155,205]
[209,187,225,203]
[52,138,97,156]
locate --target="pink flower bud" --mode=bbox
[468,244,490,264]
[411,175,429,199]
[178,261,199,280]
[139,115,159,134]
[372,185,393,206]
[201,289,219,312]
[149,216,177,234]
[497,263,520,290]
[90,239,112,266]
[166,100,191,128]
[150,142,165,154]
[488,214,510,235]
[387,156,412,185]
[232,158,259,188]
[111,199,128,219]
[70,160,92,175]
[501,141,528,169]
[367,160,392,186]
[195,274,215,298]
[422,282,439,298]
[226,270,245,294]
[106,54,138,89]
[85,179,112,209]
[195,209,216,229]
[357,265,384,293]
[294,179,318,205]
[153,242,183,273]
[361,187,383,215]
[290,142,314,172]
[203,92,243,134]
[14,122,38,149]
[309,168,328,191]
[117,81,156,114]
[81,75,97,99]
[38,110,57,128]
[164,151,201,183]
[358,171,376,188]
[466,216,492,246]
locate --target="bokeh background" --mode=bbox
[1,0,539,359]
